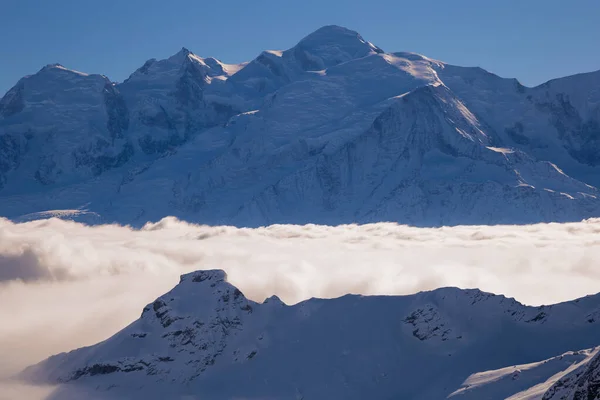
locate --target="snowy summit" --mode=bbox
[1,25,600,227]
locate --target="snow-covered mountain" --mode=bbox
[21,269,600,400]
[1,25,600,226]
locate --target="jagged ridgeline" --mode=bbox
[21,269,600,399]
[1,25,600,226]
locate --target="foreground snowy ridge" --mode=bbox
[21,269,600,400]
[451,348,600,400]
[1,25,600,226]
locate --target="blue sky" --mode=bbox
[1,0,599,95]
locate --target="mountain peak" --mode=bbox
[42,63,64,69]
[167,46,196,64]
[37,63,91,78]
[303,24,359,37]
[300,25,368,43]
[179,269,228,284]
[297,25,383,53]
[290,25,383,71]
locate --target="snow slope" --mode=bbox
[1,26,600,226]
[20,269,600,400]
[451,346,600,400]
[450,348,600,400]
[543,348,600,399]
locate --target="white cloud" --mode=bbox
[1,216,600,389]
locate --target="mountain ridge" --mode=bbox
[1,25,600,226]
[20,268,600,399]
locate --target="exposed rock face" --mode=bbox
[0,64,134,188]
[0,80,25,118]
[103,82,129,141]
[0,133,22,189]
[543,349,600,400]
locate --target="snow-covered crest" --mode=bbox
[18,266,600,399]
[0,25,600,225]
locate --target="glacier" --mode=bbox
[1,25,600,226]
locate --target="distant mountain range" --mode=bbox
[1,25,600,226]
[21,269,600,399]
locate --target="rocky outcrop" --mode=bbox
[543,349,600,399]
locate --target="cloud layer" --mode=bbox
[1,216,600,387]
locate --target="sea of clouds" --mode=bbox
[1,216,600,398]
